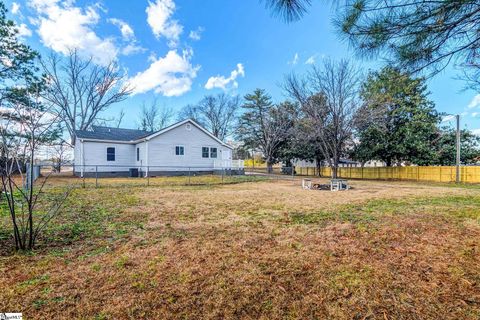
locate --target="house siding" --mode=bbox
[74,120,235,176]
[135,142,146,166]
[146,123,230,170]
[74,138,81,167]
[75,140,135,174]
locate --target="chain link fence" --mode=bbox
[31,163,280,188]
[30,163,478,189]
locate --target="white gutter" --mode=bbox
[80,140,84,178]
[145,141,149,177]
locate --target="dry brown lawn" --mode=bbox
[1,177,480,319]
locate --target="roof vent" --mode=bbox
[186,123,191,131]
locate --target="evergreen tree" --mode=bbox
[354,67,441,166]
[236,89,296,173]
[0,2,39,102]
[433,127,480,166]
[264,0,480,81]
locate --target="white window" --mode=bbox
[175,145,185,156]
[202,147,218,158]
[210,147,218,158]
[202,147,209,158]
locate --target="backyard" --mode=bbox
[1,176,480,319]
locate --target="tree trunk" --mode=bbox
[331,166,338,179]
[267,161,273,174]
[315,156,322,177]
[331,156,340,179]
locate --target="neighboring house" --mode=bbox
[74,119,243,177]
[292,158,386,168]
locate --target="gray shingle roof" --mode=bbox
[75,126,152,142]
[74,119,233,149]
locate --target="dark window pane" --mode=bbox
[176,146,184,155]
[202,147,209,158]
[107,147,115,161]
[136,147,140,161]
[210,147,217,158]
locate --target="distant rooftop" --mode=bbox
[75,126,152,142]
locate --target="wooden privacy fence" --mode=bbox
[293,166,480,183]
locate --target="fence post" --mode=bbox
[95,165,98,188]
[188,167,191,185]
[291,165,294,181]
[82,166,85,188]
[222,167,224,184]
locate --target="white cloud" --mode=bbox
[305,55,316,65]
[29,0,118,66]
[289,53,299,65]
[128,50,199,97]
[11,2,20,14]
[205,63,245,90]
[468,94,480,109]
[108,18,134,40]
[17,23,32,38]
[121,44,146,56]
[189,27,204,41]
[147,52,157,63]
[472,128,480,136]
[146,0,183,47]
[472,112,479,118]
[107,18,145,56]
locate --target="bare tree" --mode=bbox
[50,139,72,172]
[114,109,125,128]
[138,99,174,132]
[285,59,360,178]
[177,104,205,126]
[40,50,131,145]
[0,85,70,251]
[237,89,296,173]
[178,93,240,141]
[198,94,240,141]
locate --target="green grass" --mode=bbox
[0,186,144,255]
[42,187,142,243]
[0,175,270,255]
[354,195,480,221]
[286,194,480,227]
[1,179,479,319]
[78,174,269,189]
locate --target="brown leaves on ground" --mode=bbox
[0,178,479,319]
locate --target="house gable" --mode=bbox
[144,119,232,149]
[144,121,231,168]
[75,119,233,149]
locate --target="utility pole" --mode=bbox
[456,114,461,183]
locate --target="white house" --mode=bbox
[74,119,243,177]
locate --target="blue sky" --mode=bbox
[6,0,480,133]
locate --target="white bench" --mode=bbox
[330,179,349,191]
[302,178,312,189]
